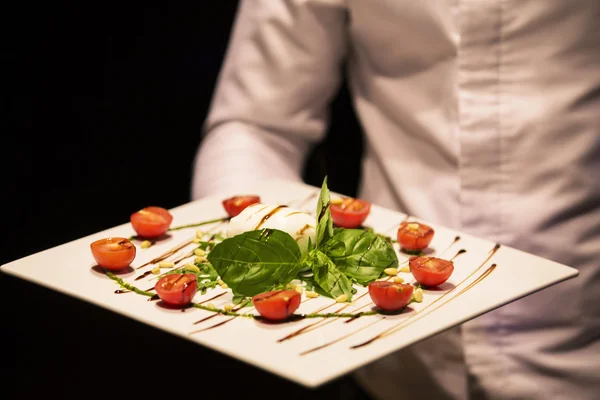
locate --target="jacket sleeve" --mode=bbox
[191,0,348,199]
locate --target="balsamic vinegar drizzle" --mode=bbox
[277,292,371,343]
[192,300,250,325]
[189,317,236,334]
[456,264,496,296]
[350,244,501,349]
[275,302,339,342]
[277,305,347,342]
[450,249,467,262]
[300,318,386,356]
[189,303,258,334]
[184,292,228,308]
[199,292,227,304]
[134,270,153,281]
[170,250,196,265]
[284,304,351,340]
[439,236,461,257]
[136,239,194,269]
[254,205,288,230]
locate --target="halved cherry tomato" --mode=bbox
[396,221,435,251]
[368,281,414,311]
[90,237,136,271]
[130,206,173,238]
[222,195,261,218]
[409,256,454,287]
[154,273,198,306]
[252,289,301,321]
[330,198,371,228]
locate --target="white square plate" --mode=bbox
[1,179,578,388]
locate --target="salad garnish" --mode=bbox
[206,177,399,302]
[96,175,455,325]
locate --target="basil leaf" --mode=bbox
[308,250,354,300]
[315,176,334,247]
[323,228,398,284]
[207,229,303,297]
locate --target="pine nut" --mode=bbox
[335,294,348,303]
[184,263,200,273]
[158,261,175,268]
[194,248,206,256]
[413,288,423,303]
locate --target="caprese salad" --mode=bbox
[91,177,454,321]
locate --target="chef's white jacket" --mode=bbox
[192,1,600,399]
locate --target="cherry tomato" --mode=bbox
[330,198,371,228]
[409,256,454,287]
[252,289,301,321]
[368,281,414,311]
[396,221,435,251]
[130,206,173,238]
[90,237,136,271]
[154,273,198,306]
[222,195,261,218]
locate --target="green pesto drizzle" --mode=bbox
[106,271,380,320]
[168,217,230,232]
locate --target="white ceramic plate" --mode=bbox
[1,179,578,388]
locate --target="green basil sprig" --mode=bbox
[206,176,399,301]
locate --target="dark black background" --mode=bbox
[1,2,365,399]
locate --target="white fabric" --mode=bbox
[192,1,600,399]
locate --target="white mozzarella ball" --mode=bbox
[227,203,316,253]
